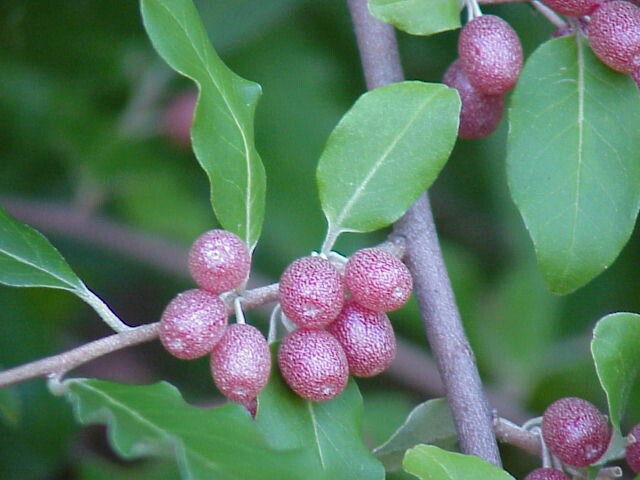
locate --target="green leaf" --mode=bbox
[0,205,85,291]
[374,398,457,471]
[402,445,515,480]
[317,81,459,251]
[141,0,266,250]
[368,0,461,36]
[255,351,385,480]
[65,379,310,480]
[507,36,640,294]
[591,312,640,431]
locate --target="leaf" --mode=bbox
[0,205,85,291]
[591,312,640,431]
[373,398,457,471]
[65,379,310,480]
[402,445,515,480]
[317,81,459,251]
[255,350,385,480]
[368,0,461,36]
[141,0,266,250]
[507,36,640,294]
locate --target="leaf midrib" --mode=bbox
[154,0,255,247]
[0,221,79,290]
[72,381,233,479]
[329,88,442,232]
[561,35,586,277]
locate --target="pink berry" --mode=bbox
[588,0,640,73]
[458,15,523,95]
[625,423,640,472]
[542,0,601,16]
[345,248,412,312]
[210,323,271,404]
[443,60,505,139]
[162,91,197,148]
[278,256,345,328]
[524,468,570,480]
[327,301,396,377]
[542,397,610,467]
[188,229,251,294]
[278,328,348,402]
[159,289,228,360]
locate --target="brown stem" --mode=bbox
[0,324,160,388]
[347,0,501,466]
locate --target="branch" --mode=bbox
[0,283,280,388]
[347,0,502,466]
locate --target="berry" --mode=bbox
[443,60,505,139]
[542,0,601,16]
[162,90,197,148]
[327,301,396,377]
[278,256,345,328]
[632,68,640,86]
[345,248,412,312]
[189,229,251,294]
[210,323,271,404]
[523,468,570,480]
[625,423,640,472]
[159,289,228,360]
[541,397,610,467]
[588,0,640,73]
[278,328,348,402]
[458,15,523,95]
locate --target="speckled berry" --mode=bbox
[625,423,640,472]
[443,60,505,139]
[210,323,271,404]
[345,248,412,312]
[278,328,348,402]
[588,0,640,73]
[188,229,251,294]
[327,301,396,377]
[524,468,570,480]
[159,289,228,360]
[542,397,610,467]
[458,15,523,95]
[278,256,345,328]
[542,0,601,16]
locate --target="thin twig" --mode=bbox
[347,0,502,466]
[0,324,160,388]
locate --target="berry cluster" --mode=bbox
[158,229,271,409]
[277,248,412,402]
[543,0,640,84]
[444,14,523,139]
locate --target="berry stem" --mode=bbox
[531,0,568,29]
[347,0,501,467]
[234,297,246,324]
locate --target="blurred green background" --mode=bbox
[1,1,639,478]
